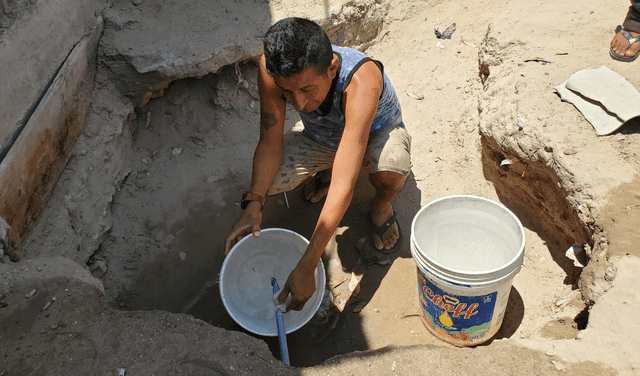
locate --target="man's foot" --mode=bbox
[370,205,401,251]
[357,209,403,266]
[304,170,331,203]
[610,28,640,62]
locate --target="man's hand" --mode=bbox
[224,201,263,254]
[277,261,316,311]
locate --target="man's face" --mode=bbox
[273,56,339,112]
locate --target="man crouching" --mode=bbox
[224,17,412,311]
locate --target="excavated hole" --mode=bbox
[480,125,592,339]
[85,55,595,364]
[93,61,357,366]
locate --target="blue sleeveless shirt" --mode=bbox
[295,46,404,149]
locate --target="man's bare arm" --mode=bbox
[260,110,278,131]
[224,55,287,253]
[280,60,383,310]
[311,60,383,259]
[249,55,287,197]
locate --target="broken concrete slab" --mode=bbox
[0,0,105,159]
[555,66,640,136]
[22,67,135,265]
[99,0,386,106]
[99,0,271,106]
[0,20,103,259]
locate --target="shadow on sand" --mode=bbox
[184,170,422,367]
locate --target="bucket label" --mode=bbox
[417,270,497,342]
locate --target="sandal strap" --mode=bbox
[621,30,640,45]
[371,212,398,239]
[315,172,331,190]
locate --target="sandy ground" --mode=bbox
[2,0,640,374]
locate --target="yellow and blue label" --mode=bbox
[417,269,497,343]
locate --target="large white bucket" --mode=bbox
[410,195,525,346]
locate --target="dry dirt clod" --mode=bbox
[352,303,366,313]
[89,259,108,277]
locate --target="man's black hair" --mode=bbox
[263,17,333,77]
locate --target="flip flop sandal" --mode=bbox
[303,172,331,202]
[357,212,403,266]
[610,29,640,62]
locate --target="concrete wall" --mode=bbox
[0,0,104,159]
[0,0,105,258]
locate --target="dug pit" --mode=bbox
[26,32,592,368]
[4,0,640,373]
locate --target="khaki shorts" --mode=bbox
[267,123,412,195]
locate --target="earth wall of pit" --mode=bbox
[0,0,105,259]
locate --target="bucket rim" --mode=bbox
[410,195,525,278]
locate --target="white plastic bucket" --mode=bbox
[219,228,326,336]
[410,195,525,346]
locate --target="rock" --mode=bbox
[551,360,565,371]
[135,177,149,189]
[89,259,108,277]
[42,301,52,311]
[604,264,617,281]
